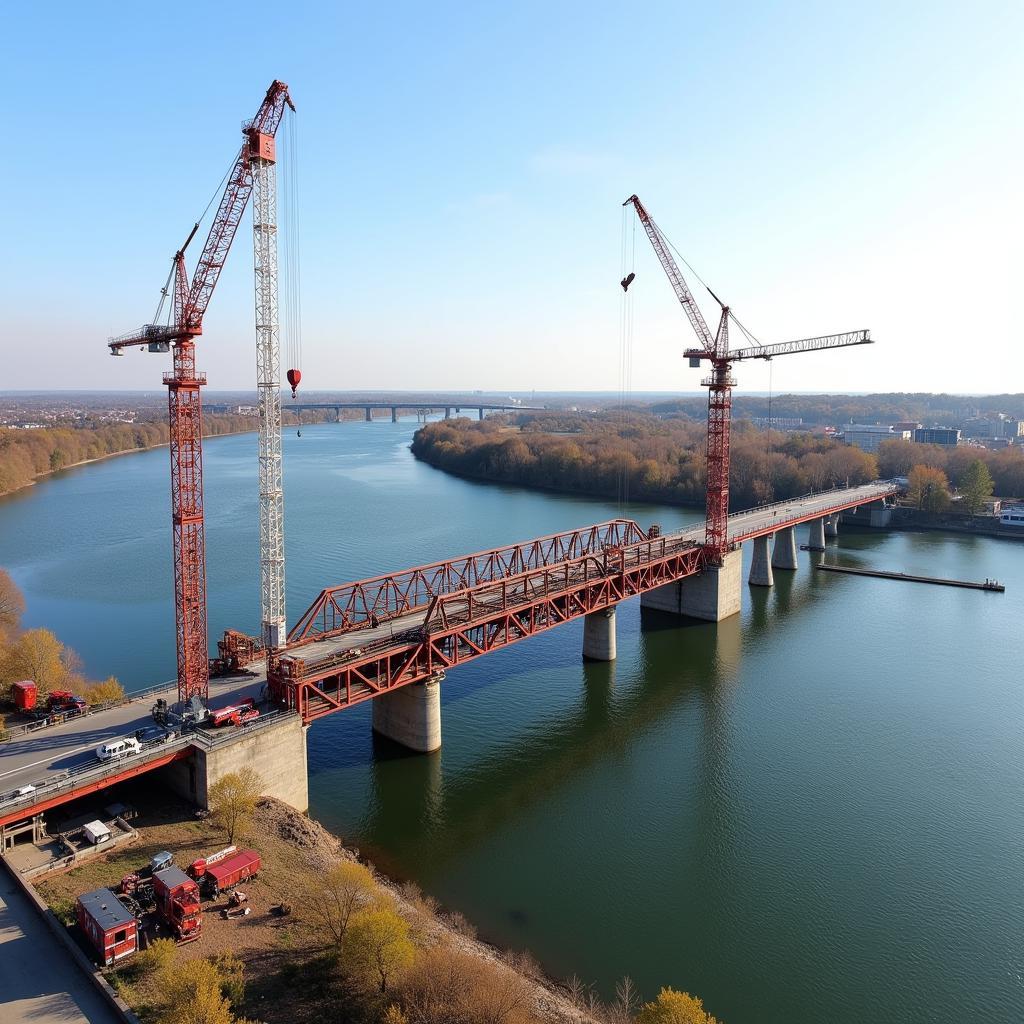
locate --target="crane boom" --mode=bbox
[622,194,716,352]
[715,329,871,363]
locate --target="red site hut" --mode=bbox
[76,888,138,965]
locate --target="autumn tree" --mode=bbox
[0,569,24,640]
[636,987,722,1024]
[207,768,263,844]
[302,859,375,948]
[906,465,950,512]
[958,459,994,515]
[154,957,236,1024]
[342,906,414,993]
[82,676,125,705]
[0,628,81,698]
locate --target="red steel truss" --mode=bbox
[270,530,704,722]
[288,519,649,642]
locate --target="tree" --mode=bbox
[207,768,263,845]
[636,987,721,1024]
[82,676,125,705]
[958,458,994,515]
[342,906,414,993]
[302,859,375,947]
[156,958,236,1024]
[0,569,24,639]
[136,936,177,977]
[907,465,950,512]
[0,628,79,697]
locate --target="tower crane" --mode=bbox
[623,194,872,559]
[108,81,295,704]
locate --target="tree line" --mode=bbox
[411,412,880,510]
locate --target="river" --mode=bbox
[1,420,1021,1023]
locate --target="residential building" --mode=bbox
[914,427,961,447]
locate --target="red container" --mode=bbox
[204,849,261,895]
[12,681,36,711]
[77,888,138,965]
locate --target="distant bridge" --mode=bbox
[206,401,546,422]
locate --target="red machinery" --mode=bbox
[47,690,87,715]
[623,194,873,559]
[153,865,202,942]
[189,848,261,897]
[209,697,256,727]
[107,81,295,706]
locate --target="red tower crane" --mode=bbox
[109,81,294,704]
[623,194,873,559]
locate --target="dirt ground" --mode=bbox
[34,781,593,1024]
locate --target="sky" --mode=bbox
[1,1,1021,395]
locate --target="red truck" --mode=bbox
[189,848,261,898]
[153,865,202,942]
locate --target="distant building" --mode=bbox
[842,425,910,453]
[1000,506,1024,528]
[893,421,923,434]
[962,415,1024,440]
[914,427,961,447]
[749,416,804,430]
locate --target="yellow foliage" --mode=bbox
[636,987,721,1024]
[155,958,235,1024]
[342,906,414,993]
[302,859,375,946]
[207,768,263,844]
[82,676,125,705]
[136,937,177,977]
[0,628,78,696]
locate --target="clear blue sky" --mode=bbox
[2,1,1021,394]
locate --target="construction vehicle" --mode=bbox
[153,865,202,942]
[152,695,208,731]
[188,848,261,898]
[47,690,88,715]
[209,697,257,728]
[107,81,296,708]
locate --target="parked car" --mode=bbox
[149,850,174,874]
[96,737,142,762]
[135,726,178,745]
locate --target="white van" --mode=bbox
[96,737,142,762]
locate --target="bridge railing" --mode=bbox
[288,519,650,643]
[724,482,897,524]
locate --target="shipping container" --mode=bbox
[76,888,137,965]
[12,681,36,711]
[201,849,261,895]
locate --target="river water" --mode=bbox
[1,421,1022,1023]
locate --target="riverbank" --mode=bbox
[34,791,604,1024]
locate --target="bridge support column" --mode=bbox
[825,513,839,538]
[749,535,774,587]
[868,500,892,528]
[478,408,485,420]
[583,607,616,661]
[391,407,398,423]
[807,516,826,551]
[365,407,373,422]
[772,527,798,570]
[372,678,442,753]
[640,548,742,621]
[444,407,452,419]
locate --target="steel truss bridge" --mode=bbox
[269,483,898,723]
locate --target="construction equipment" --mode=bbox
[189,848,261,897]
[623,194,873,559]
[108,81,295,705]
[153,865,202,943]
[208,697,256,728]
[47,690,87,715]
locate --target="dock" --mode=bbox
[814,563,1005,591]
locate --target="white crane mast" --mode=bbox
[252,152,286,651]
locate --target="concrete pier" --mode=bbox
[372,677,442,753]
[749,535,774,587]
[365,407,373,422]
[391,407,398,423]
[772,527,798,570]
[640,548,743,621]
[807,516,826,551]
[582,607,617,661]
[825,513,839,538]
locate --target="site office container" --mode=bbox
[76,888,138,966]
[191,849,261,896]
[153,865,202,942]
[12,681,36,711]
